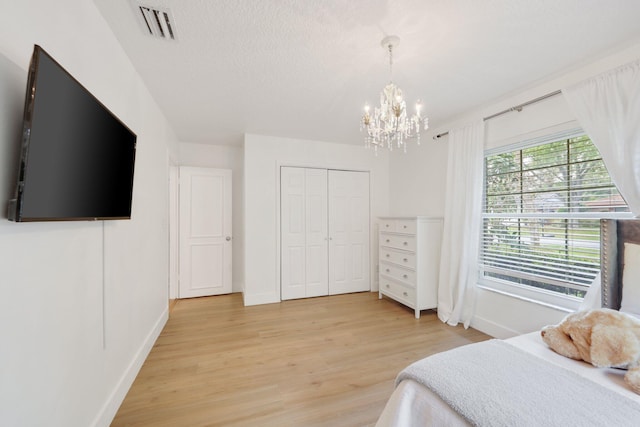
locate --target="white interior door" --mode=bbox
[179,167,232,298]
[328,170,370,295]
[281,167,328,300]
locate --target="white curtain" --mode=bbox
[437,120,485,328]
[562,59,640,215]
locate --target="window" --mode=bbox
[480,132,629,303]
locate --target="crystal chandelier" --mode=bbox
[360,36,428,153]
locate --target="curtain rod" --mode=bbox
[432,89,562,140]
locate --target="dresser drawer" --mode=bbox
[380,219,417,235]
[379,248,416,269]
[395,219,416,234]
[380,219,396,232]
[380,233,416,251]
[380,262,416,284]
[379,277,416,304]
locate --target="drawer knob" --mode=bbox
[386,239,390,243]
[386,269,390,273]
[403,258,408,262]
[403,292,408,297]
[403,225,407,229]
[403,241,408,246]
[386,284,390,289]
[403,274,408,279]
[385,224,389,227]
[386,254,390,258]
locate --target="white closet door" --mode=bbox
[328,170,370,295]
[179,167,232,298]
[304,168,329,297]
[281,167,328,300]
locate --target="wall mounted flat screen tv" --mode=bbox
[7,45,136,222]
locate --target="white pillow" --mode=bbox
[620,242,640,318]
[579,272,601,310]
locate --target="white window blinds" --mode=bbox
[480,134,629,297]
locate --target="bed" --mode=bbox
[375,219,640,427]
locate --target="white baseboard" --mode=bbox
[90,307,169,427]
[470,315,520,339]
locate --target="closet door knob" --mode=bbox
[226,236,232,241]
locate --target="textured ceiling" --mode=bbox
[93,0,640,146]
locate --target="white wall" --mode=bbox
[0,2,179,426]
[243,133,390,305]
[178,142,245,293]
[391,42,640,338]
[388,140,449,217]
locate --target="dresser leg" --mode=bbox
[415,309,420,319]
[378,291,382,299]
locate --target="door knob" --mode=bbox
[226,236,232,241]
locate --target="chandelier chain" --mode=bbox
[388,43,393,83]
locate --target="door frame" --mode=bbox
[168,161,179,303]
[276,162,372,301]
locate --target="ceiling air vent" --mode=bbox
[135,4,177,40]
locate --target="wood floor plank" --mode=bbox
[111,292,490,426]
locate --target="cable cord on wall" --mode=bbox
[102,220,106,349]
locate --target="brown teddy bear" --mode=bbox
[541,308,640,394]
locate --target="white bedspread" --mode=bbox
[508,332,640,403]
[376,332,640,427]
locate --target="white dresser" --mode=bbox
[378,216,443,318]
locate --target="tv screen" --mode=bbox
[7,45,136,222]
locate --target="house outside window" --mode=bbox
[479,130,631,309]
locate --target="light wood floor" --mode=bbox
[111,292,490,427]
